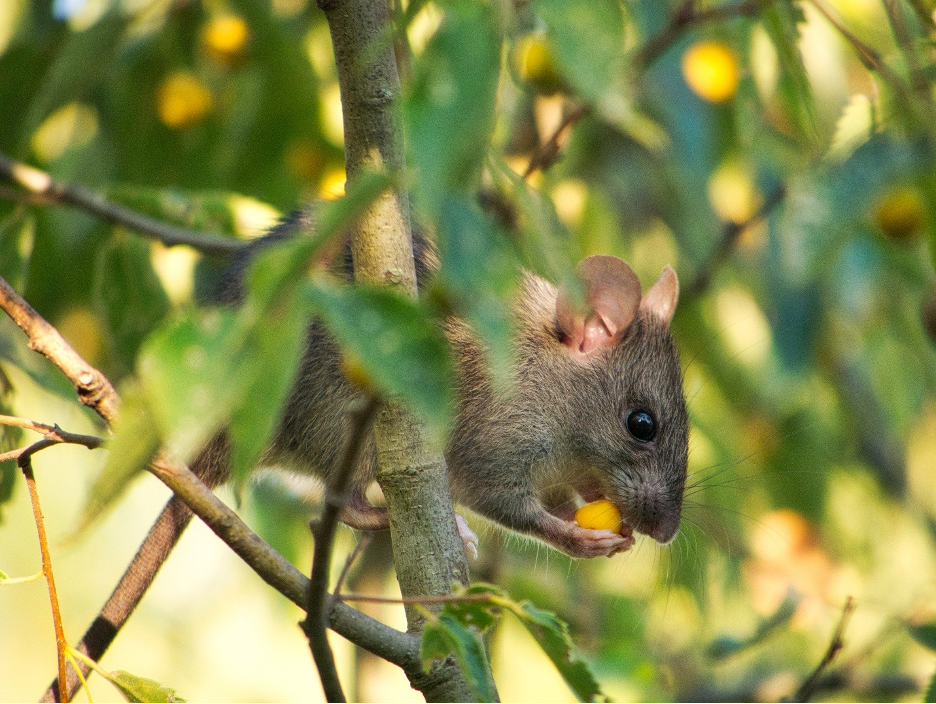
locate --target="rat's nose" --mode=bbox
[631,483,681,544]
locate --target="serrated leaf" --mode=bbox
[421,611,498,703]
[911,624,936,652]
[82,380,160,531]
[106,670,185,703]
[406,1,501,214]
[761,3,820,146]
[827,94,876,163]
[506,600,607,703]
[303,279,453,443]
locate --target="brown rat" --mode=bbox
[202,222,688,558]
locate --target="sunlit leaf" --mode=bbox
[106,670,185,703]
[83,380,160,531]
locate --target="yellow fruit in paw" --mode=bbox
[575,500,622,532]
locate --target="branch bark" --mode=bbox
[320,0,484,699]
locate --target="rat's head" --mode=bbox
[555,256,688,545]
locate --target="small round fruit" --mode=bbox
[681,40,739,103]
[513,35,565,95]
[874,187,926,242]
[575,500,622,532]
[157,71,212,129]
[202,14,250,65]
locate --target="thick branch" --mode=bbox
[321,0,482,698]
[0,153,242,256]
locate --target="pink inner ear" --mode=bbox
[556,255,641,362]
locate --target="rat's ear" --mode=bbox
[639,265,679,325]
[556,255,641,362]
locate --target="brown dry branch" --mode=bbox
[20,453,69,702]
[523,104,590,179]
[0,153,243,256]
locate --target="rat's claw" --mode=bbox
[456,513,479,559]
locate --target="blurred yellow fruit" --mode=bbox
[874,186,926,242]
[681,41,739,103]
[57,307,104,365]
[157,71,212,129]
[319,166,346,199]
[575,500,622,532]
[202,14,250,65]
[513,34,565,95]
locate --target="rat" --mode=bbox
[46,213,687,700]
[200,215,688,558]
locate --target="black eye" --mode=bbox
[626,409,656,442]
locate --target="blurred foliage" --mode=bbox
[1,0,936,701]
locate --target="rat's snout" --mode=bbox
[627,481,682,545]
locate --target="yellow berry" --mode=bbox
[681,41,739,103]
[575,500,622,532]
[202,15,250,65]
[874,186,926,242]
[513,35,566,95]
[157,71,212,129]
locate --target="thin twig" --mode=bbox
[793,596,856,702]
[0,274,120,425]
[523,104,590,179]
[305,396,380,704]
[0,415,105,463]
[634,0,767,69]
[333,532,373,598]
[21,454,69,702]
[687,183,786,298]
[0,153,243,256]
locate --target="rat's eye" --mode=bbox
[626,409,656,442]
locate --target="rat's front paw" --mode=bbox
[562,524,635,558]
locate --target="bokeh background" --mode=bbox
[1,0,936,701]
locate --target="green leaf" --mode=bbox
[92,233,171,371]
[535,0,624,103]
[925,667,936,703]
[421,611,498,703]
[106,670,185,703]
[911,624,936,652]
[138,308,245,463]
[508,601,607,703]
[436,196,519,383]
[82,380,161,531]
[760,3,820,147]
[303,278,454,443]
[406,0,501,213]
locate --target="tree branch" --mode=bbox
[0,415,104,463]
[304,396,379,703]
[0,274,120,426]
[793,596,856,702]
[0,153,243,256]
[20,454,69,703]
